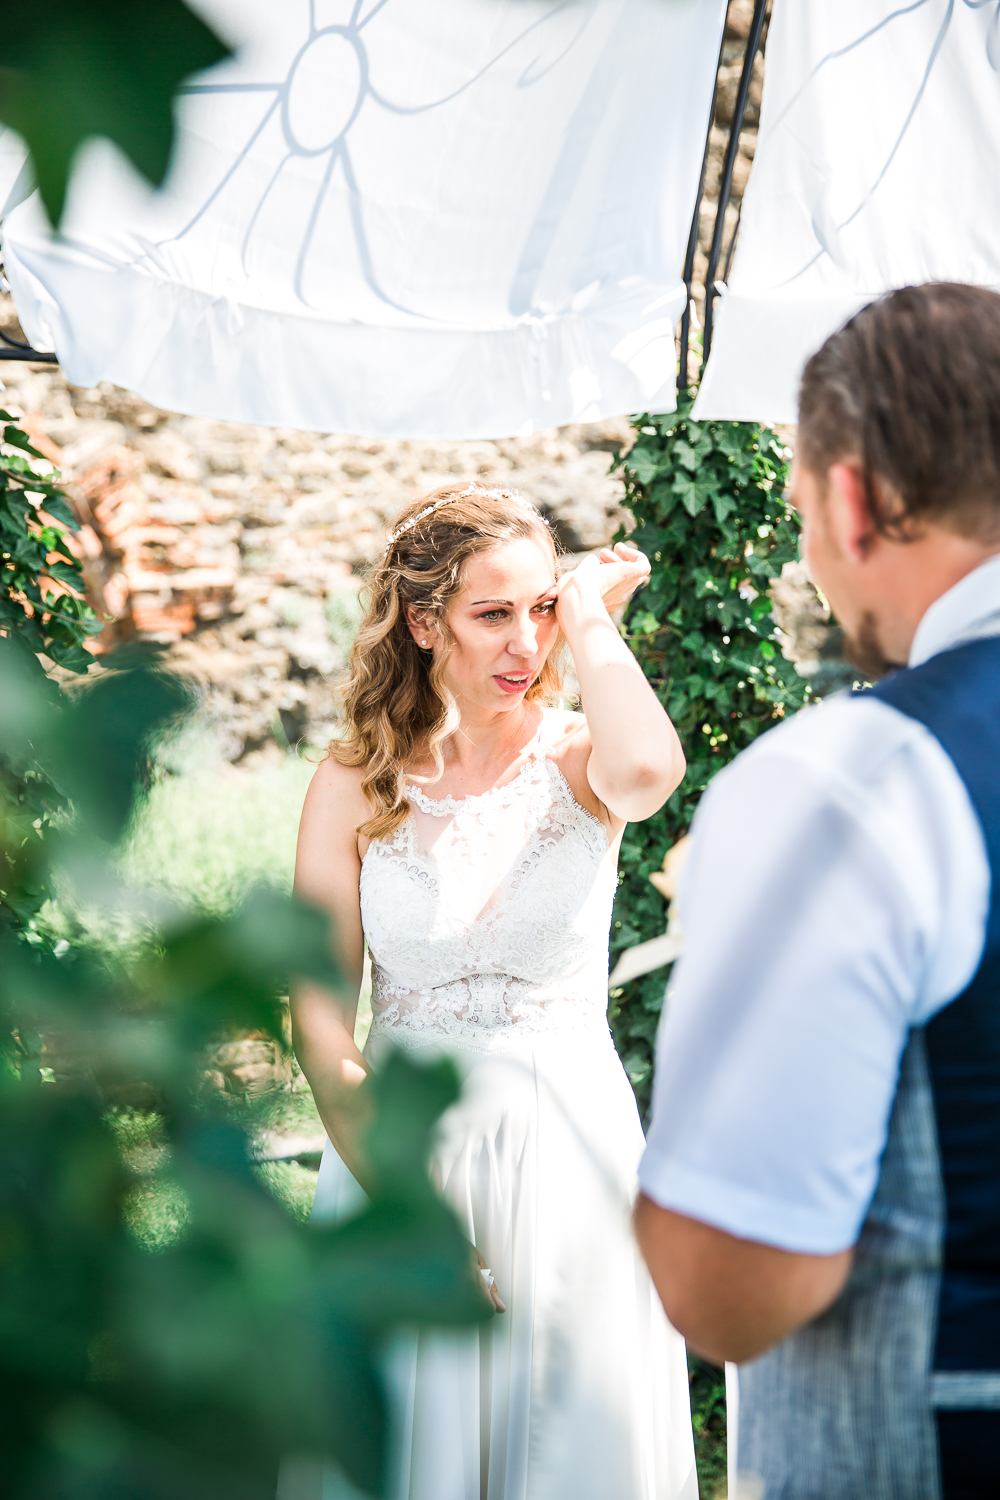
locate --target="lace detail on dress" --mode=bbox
[369,972,609,1055]
[404,758,541,818]
[360,749,616,1054]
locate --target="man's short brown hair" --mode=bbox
[798,283,1000,541]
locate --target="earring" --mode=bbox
[421,639,429,647]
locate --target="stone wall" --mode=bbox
[0,326,630,758]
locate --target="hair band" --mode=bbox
[382,482,547,556]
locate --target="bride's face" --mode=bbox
[430,538,559,711]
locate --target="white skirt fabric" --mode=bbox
[280,1030,697,1500]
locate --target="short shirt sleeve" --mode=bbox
[637,697,989,1255]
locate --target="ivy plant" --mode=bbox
[1,410,101,671]
[1,411,102,942]
[609,392,809,1114]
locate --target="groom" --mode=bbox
[635,283,1000,1498]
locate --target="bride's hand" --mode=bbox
[556,542,651,619]
[473,1245,506,1314]
[594,541,651,610]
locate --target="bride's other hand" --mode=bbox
[473,1245,506,1314]
[594,541,651,611]
[556,544,650,619]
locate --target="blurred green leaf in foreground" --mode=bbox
[0,634,491,1499]
[0,0,232,225]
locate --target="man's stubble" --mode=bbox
[843,610,906,680]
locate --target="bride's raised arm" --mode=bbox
[555,543,685,824]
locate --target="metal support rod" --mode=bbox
[0,347,59,362]
[701,0,769,372]
[678,16,730,395]
[0,325,57,363]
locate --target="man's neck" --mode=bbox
[869,532,1000,667]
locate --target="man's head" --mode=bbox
[792,283,1000,676]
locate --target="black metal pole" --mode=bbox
[0,347,58,363]
[678,15,730,395]
[722,199,743,283]
[701,0,769,373]
[0,326,58,363]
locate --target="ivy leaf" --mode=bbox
[41,561,85,589]
[0,515,26,545]
[38,495,77,529]
[673,440,700,474]
[2,426,51,463]
[626,445,662,486]
[673,472,714,517]
[0,453,36,479]
[11,534,40,565]
[691,567,721,599]
[712,492,737,525]
[714,428,745,461]
[0,0,232,226]
[631,610,660,637]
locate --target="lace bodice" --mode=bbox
[360,744,617,1053]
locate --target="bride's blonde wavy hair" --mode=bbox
[329,483,565,840]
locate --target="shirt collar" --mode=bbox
[909,551,1000,667]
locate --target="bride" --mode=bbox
[286,483,697,1500]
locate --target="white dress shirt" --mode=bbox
[639,554,1000,1255]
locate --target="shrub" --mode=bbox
[0,412,102,946]
[609,393,809,1114]
[0,410,101,673]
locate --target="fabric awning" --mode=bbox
[694,0,1000,424]
[2,0,726,439]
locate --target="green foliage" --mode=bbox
[121,737,315,917]
[0,410,101,673]
[0,638,492,1498]
[689,1357,727,1499]
[1,645,187,962]
[0,0,231,225]
[1,411,104,946]
[609,393,809,1111]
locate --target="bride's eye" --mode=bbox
[534,600,557,615]
[478,609,507,622]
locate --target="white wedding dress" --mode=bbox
[282,719,697,1500]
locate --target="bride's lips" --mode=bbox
[493,672,532,695]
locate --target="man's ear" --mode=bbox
[826,462,880,563]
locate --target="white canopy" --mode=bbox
[2,0,725,439]
[694,0,1000,423]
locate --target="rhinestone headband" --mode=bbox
[382,481,544,553]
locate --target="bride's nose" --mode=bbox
[508,615,539,658]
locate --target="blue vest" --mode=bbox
[738,635,1000,1500]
